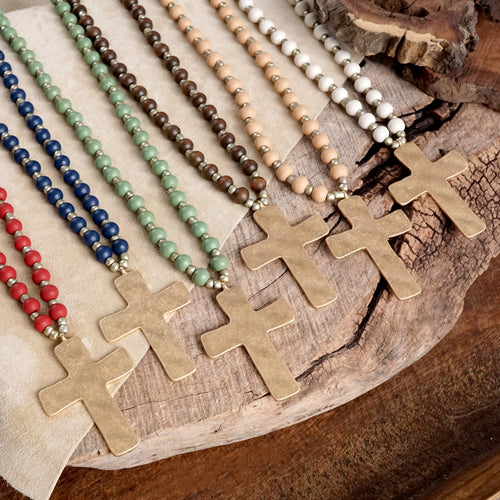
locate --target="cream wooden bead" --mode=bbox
[312,133,329,149]
[236,28,252,44]
[388,117,405,134]
[168,4,184,19]
[366,89,382,105]
[292,105,308,120]
[334,50,350,64]
[318,75,334,92]
[226,78,242,93]
[321,148,338,164]
[301,119,318,136]
[294,52,310,67]
[259,19,274,34]
[235,91,251,106]
[282,92,299,106]
[239,0,253,9]
[313,24,329,40]
[218,6,234,19]
[210,0,223,7]
[282,40,297,56]
[186,29,203,44]
[254,135,272,149]
[177,17,193,32]
[376,102,394,119]
[358,112,376,130]
[216,65,232,79]
[246,121,263,135]
[354,76,371,93]
[324,37,338,51]
[329,163,348,180]
[274,78,291,93]
[239,106,256,120]
[372,125,390,143]
[344,62,361,77]
[263,150,280,167]
[311,185,328,202]
[345,99,362,116]
[206,51,222,67]
[292,176,309,194]
[197,39,212,55]
[248,7,264,22]
[265,65,281,79]
[227,16,243,32]
[304,12,318,27]
[276,163,293,181]
[294,1,308,15]
[248,40,264,55]
[305,64,322,80]
[331,87,348,104]
[270,30,286,45]
[256,52,273,68]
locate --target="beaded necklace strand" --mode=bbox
[0,185,139,457]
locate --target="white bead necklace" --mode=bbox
[237,0,407,149]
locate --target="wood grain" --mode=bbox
[2,255,498,499]
[65,54,500,469]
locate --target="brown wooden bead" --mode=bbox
[123,0,137,8]
[130,5,145,19]
[100,49,117,65]
[94,38,109,52]
[154,43,169,58]
[178,138,194,154]
[191,92,206,107]
[141,99,157,113]
[173,68,188,83]
[112,63,127,78]
[202,164,218,180]
[219,133,235,148]
[80,16,96,31]
[71,4,86,17]
[85,26,101,40]
[120,73,137,88]
[211,118,226,133]
[231,146,246,161]
[163,124,180,140]
[181,80,196,96]
[146,31,161,46]
[250,177,267,193]
[232,187,250,205]
[153,111,169,127]
[131,85,147,101]
[241,159,258,175]
[202,105,217,121]
[189,151,205,167]
[164,56,180,71]
[217,175,233,192]
[139,17,153,31]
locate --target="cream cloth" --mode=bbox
[0,1,358,498]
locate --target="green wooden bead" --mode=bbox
[133,130,149,146]
[45,86,61,101]
[152,160,168,175]
[202,237,220,254]
[149,227,167,244]
[28,60,43,76]
[127,195,145,212]
[76,37,92,51]
[161,174,178,190]
[175,254,192,272]
[68,24,84,38]
[210,255,229,272]
[103,167,121,184]
[169,190,186,208]
[92,63,108,78]
[110,90,125,104]
[159,240,177,259]
[192,221,209,238]
[100,76,115,92]
[3,27,17,42]
[0,16,10,29]
[56,98,72,114]
[75,125,91,141]
[141,145,157,161]
[84,50,100,65]
[67,111,83,126]
[138,210,155,226]
[95,155,111,170]
[62,12,77,26]
[86,139,102,155]
[56,2,71,14]
[179,205,197,222]
[37,73,52,87]
[20,49,35,63]
[11,36,26,52]
[192,268,210,286]
[124,117,140,133]
[115,104,131,119]
[115,181,132,197]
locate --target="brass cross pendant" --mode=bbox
[201,287,300,401]
[38,337,139,457]
[390,142,486,238]
[241,204,337,309]
[99,270,195,382]
[326,196,421,300]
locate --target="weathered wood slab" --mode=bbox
[69,55,500,468]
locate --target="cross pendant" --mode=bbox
[99,270,195,382]
[390,142,486,238]
[201,287,300,401]
[38,337,139,456]
[241,204,337,309]
[326,196,421,300]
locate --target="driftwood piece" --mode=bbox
[68,58,500,469]
[315,0,500,110]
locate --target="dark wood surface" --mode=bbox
[2,255,498,499]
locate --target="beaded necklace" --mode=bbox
[0,185,138,456]
[167,0,486,300]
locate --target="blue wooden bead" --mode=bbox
[26,115,43,131]
[112,238,129,254]
[46,188,63,205]
[17,101,34,117]
[10,88,25,102]
[82,195,99,211]
[45,139,61,156]
[2,134,19,150]
[73,182,90,199]
[92,208,108,225]
[95,245,113,263]
[35,128,50,144]
[58,202,75,219]
[69,216,86,233]
[35,176,52,191]
[102,222,119,238]
[24,160,41,175]
[53,154,70,169]
[13,147,29,164]
[63,169,79,185]
[83,229,100,247]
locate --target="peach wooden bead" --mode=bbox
[329,163,348,180]
[168,4,184,18]
[235,91,251,106]
[197,39,211,55]
[265,66,281,80]
[226,78,242,93]
[177,17,193,32]
[292,176,309,194]
[301,120,319,136]
[311,185,329,202]
[248,41,264,56]
[236,29,252,44]
[210,0,223,7]
[274,78,291,94]
[246,121,263,136]
[263,150,280,167]
[254,135,271,149]
[187,29,203,44]
[320,148,338,164]
[218,6,234,19]
[282,92,299,106]
[217,65,232,80]
[239,106,256,120]
[255,52,272,68]
[206,51,223,67]
[312,133,329,149]
[292,105,308,121]
[226,17,242,32]
[276,163,293,180]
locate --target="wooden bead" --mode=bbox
[250,176,267,193]
[301,119,319,136]
[312,133,329,150]
[236,29,252,44]
[168,4,184,19]
[235,91,251,106]
[177,17,193,32]
[210,0,224,7]
[276,163,293,181]
[232,187,250,204]
[239,106,256,120]
[292,105,308,121]
[248,41,264,56]
[320,148,338,164]
[254,135,271,149]
[246,121,263,136]
[226,78,242,93]
[262,150,280,167]
[265,66,281,80]
[217,65,232,80]
[206,51,222,67]
[197,39,211,55]
[311,185,329,202]
[282,92,299,106]
[274,78,291,94]
[187,29,203,44]
[227,17,243,32]
[255,52,272,68]
[329,163,348,180]
[292,176,309,194]
[218,6,234,19]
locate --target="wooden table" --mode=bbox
[2,255,498,499]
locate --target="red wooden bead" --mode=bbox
[0,266,16,283]
[22,297,40,315]
[0,252,5,265]
[5,218,22,234]
[40,284,58,301]
[32,268,50,284]
[14,235,31,251]
[0,202,13,219]
[0,188,7,201]
[34,314,52,333]
[49,303,67,320]
[24,250,41,267]
[10,282,28,300]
